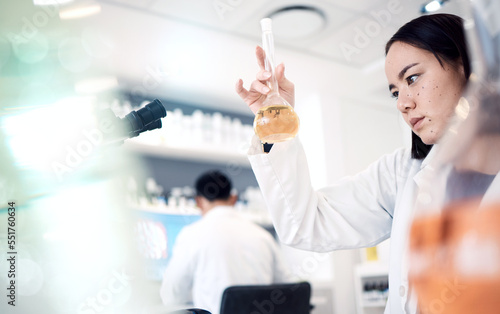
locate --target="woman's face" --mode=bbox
[385,42,466,145]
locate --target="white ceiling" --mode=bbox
[101,0,416,68]
[1,0,467,115]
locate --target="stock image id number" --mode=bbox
[7,202,16,250]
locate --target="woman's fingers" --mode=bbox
[275,63,295,107]
[235,79,268,114]
[250,80,270,94]
[235,79,249,99]
[236,47,295,111]
[275,63,285,81]
[275,63,293,90]
[257,70,271,81]
[235,79,269,101]
[256,46,266,70]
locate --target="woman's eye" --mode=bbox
[391,91,399,99]
[406,74,418,85]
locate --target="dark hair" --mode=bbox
[195,170,232,201]
[385,13,471,159]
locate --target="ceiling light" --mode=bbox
[34,0,73,5]
[267,6,326,40]
[59,2,101,20]
[421,0,449,13]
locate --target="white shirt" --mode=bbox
[247,136,434,314]
[160,205,291,314]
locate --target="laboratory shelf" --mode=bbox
[123,140,251,167]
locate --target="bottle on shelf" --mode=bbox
[145,177,164,206]
[253,18,299,144]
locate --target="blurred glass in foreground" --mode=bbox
[0,1,172,311]
[409,1,500,313]
[0,95,166,313]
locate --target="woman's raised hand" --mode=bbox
[235,46,295,115]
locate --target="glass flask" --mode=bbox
[408,1,500,313]
[253,18,300,144]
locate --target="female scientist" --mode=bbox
[235,13,471,314]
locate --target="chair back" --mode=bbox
[219,281,312,314]
[168,309,211,314]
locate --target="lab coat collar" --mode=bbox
[420,144,439,170]
[413,144,440,189]
[204,205,236,219]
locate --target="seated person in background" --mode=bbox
[160,170,291,314]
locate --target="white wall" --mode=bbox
[338,98,408,175]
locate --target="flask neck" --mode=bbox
[262,30,280,96]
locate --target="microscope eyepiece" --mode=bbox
[123,99,166,138]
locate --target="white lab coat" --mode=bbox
[247,136,435,314]
[160,206,291,314]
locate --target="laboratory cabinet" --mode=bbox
[354,262,389,314]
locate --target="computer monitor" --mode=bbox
[134,209,201,281]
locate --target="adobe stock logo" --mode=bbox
[78,269,132,314]
[213,0,245,20]
[340,0,403,62]
[51,116,116,181]
[419,278,467,314]
[6,1,62,45]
